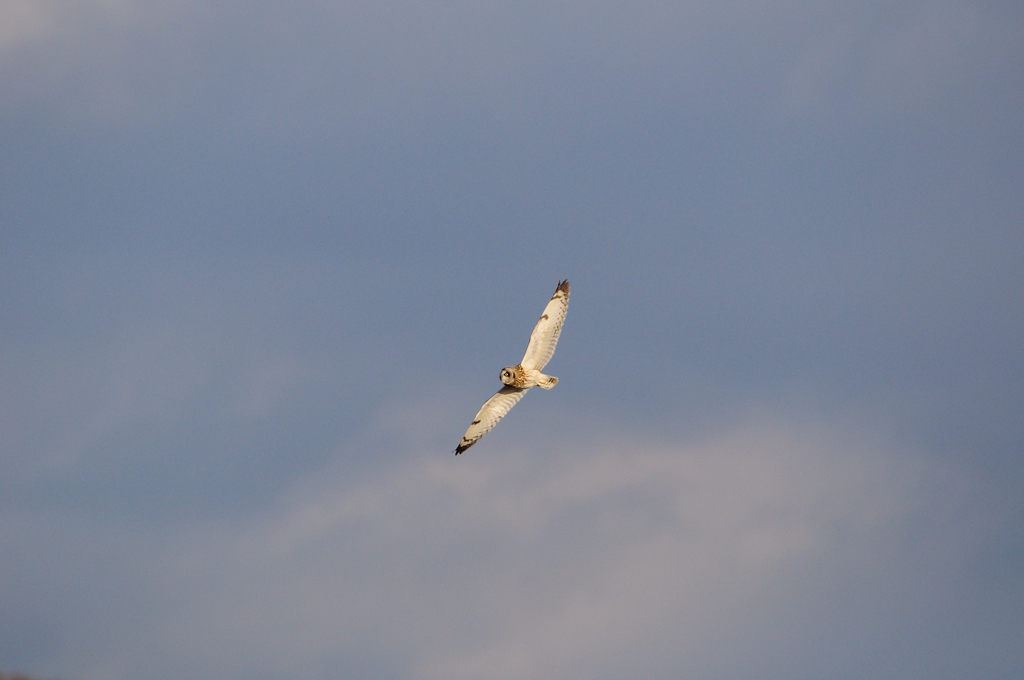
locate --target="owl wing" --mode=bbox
[455,386,530,454]
[520,279,570,371]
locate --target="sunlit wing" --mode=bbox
[455,386,529,454]
[520,280,570,371]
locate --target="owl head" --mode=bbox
[500,367,517,385]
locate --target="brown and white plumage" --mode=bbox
[455,280,570,455]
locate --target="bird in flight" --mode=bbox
[455,280,570,454]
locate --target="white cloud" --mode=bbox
[0,0,196,122]
[0,0,147,54]
[0,1,55,52]
[3,415,1001,680]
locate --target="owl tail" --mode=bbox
[537,374,558,390]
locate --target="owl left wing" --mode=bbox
[455,386,529,454]
[520,279,570,371]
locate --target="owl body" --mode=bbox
[500,365,558,390]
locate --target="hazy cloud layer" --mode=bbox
[4,419,1015,680]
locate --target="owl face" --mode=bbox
[500,367,517,385]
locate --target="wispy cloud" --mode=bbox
[2,416,1005,679]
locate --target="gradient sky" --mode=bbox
[2,2,1023,679]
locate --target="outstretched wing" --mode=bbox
[455,386,529,454]
[520,279,570,371]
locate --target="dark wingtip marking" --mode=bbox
[555,279,570,295]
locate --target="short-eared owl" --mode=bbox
[455,280,570,455]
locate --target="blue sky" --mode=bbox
[1,1,1022,679]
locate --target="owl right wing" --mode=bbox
[455,386,529,454]
[520,279,570,371]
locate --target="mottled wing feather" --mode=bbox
[455,386,529,454]
[520,280,570,371]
